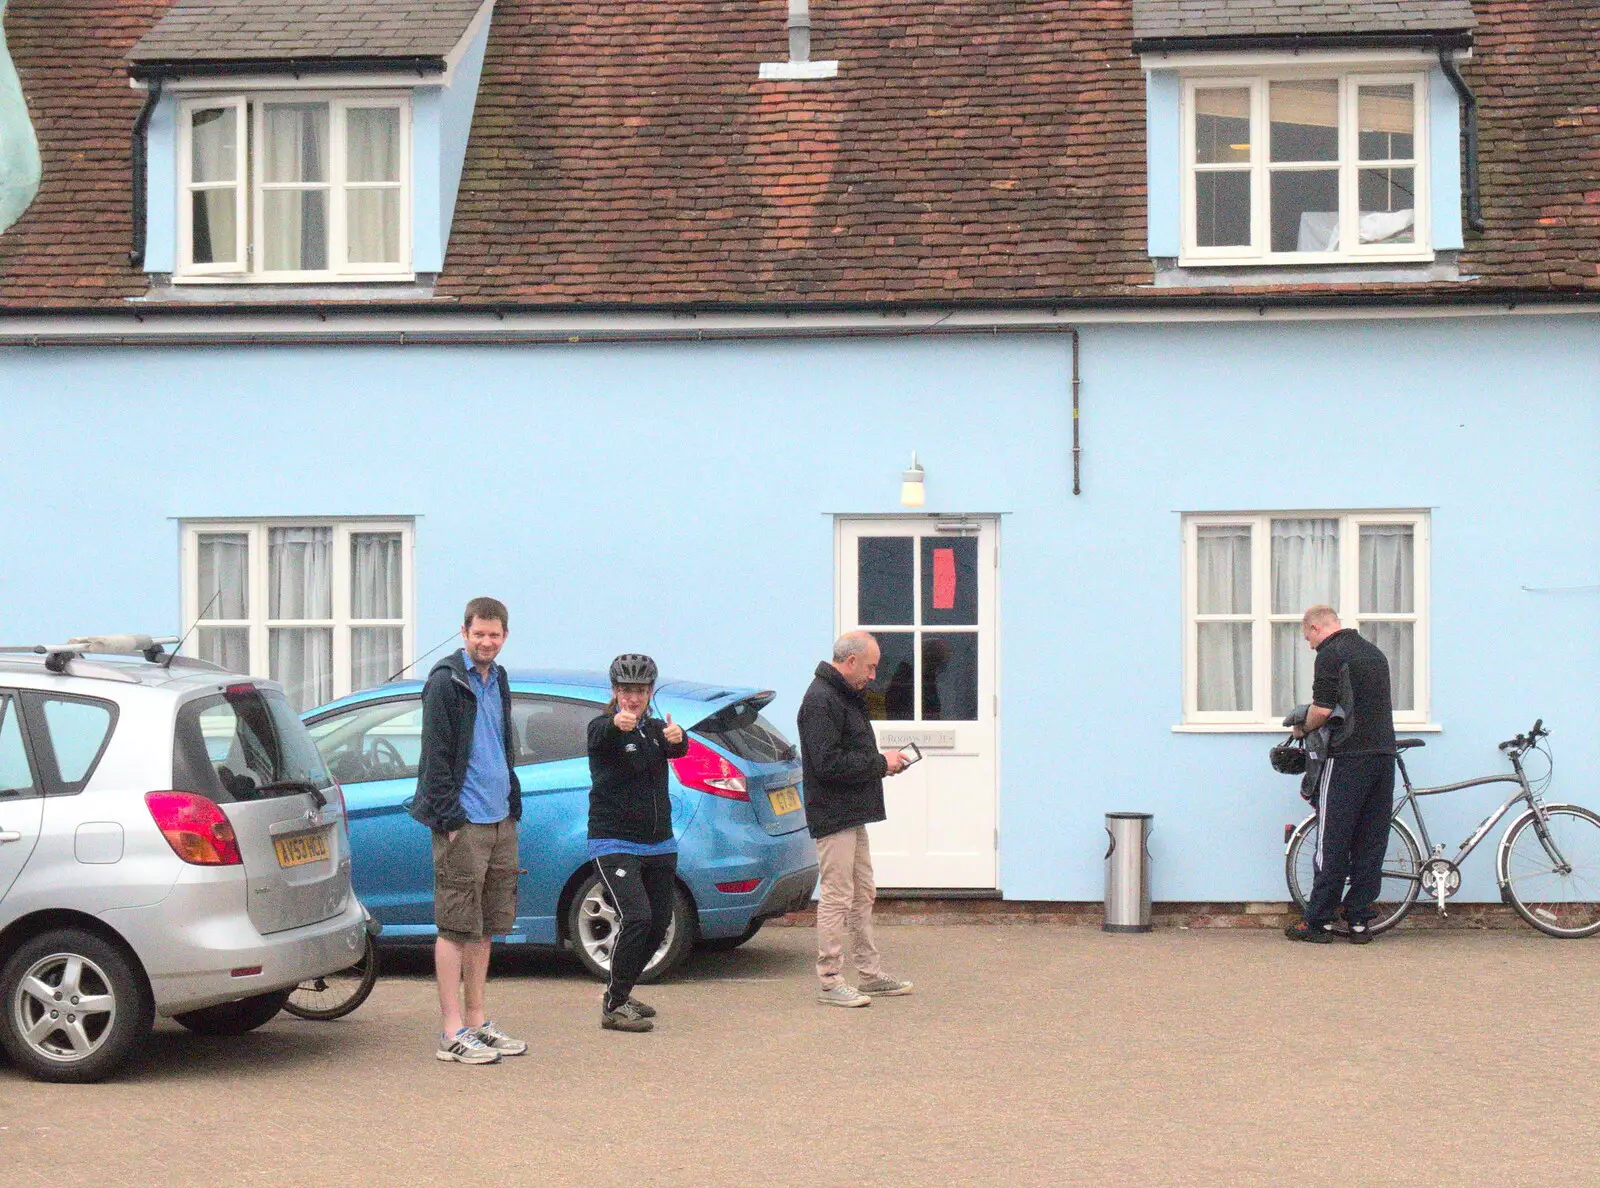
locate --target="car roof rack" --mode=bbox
[0,635,225,676]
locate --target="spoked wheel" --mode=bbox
[282,935,380,1021]
[1498,804,1600,938]
[566,871,695,983]
[1286,815,1422,935]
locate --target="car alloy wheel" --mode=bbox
[12,950,119,1064]
[574,880,677,974]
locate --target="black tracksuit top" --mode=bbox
[409,652,523,834]
[796,662,889,840]
[1312,628,1397,757]
[586,712,689,844]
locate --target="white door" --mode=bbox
[0,693,45,902]
[835,516,998,889]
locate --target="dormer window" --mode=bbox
[180,96,410,281]
[1184,71,1428,265]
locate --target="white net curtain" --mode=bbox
[351,532,404,692]
[1196,525,1251,712]
[1270,519,1339,715]
[196,533,249,673]
[268,527,333,711]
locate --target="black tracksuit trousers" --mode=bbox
[1305,753,1396,928]
[594,851,677,1011]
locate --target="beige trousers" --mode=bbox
[815,825,883,987]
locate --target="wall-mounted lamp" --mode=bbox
[900,452,925,508]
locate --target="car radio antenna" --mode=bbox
[385,630,461,683]
[161,589,221,668]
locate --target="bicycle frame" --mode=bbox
[1393,747,1570,891]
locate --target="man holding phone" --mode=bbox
[797,631,915,1007]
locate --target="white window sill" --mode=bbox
[1176,252,1435,269]
[171,274,416,285]
[1173,722,1443,734]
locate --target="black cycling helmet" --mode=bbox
[1270,739,1308,775]
[609,653,658,686]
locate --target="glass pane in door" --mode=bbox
[858,537,913,625]
[862,632,914,721]
[922,633,978,721]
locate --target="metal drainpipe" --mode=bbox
[1438,48,1486,234]
[129,76,164,269]
[787,0,811,63]
[1070,328,1082,495]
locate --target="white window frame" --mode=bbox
[179,518,417,703]
[175,93,413,283]
[1180,69,1430,267]
[1178,510,1432,731]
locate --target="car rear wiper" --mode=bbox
[256,780,328,808]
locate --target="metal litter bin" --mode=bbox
[1103,812,1153,933]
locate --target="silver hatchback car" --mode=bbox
[0,636,367,1082]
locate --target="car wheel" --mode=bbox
[566,871,696,984]
[172,988,292,1036]
[697,918,765,953]
[0,928,154,1084]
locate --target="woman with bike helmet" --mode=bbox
[586,653,688,1032]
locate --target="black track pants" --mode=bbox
[594,851,677,1010]
[1306,754,1396,927]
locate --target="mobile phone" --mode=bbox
[899,742,923,767]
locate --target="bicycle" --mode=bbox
[1285,720,1600,938]
[282,912,381,1021]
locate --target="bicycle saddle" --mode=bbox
[1395,738,1426,750]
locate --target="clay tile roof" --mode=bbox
[0,0,1595,309]
[1131,0,1477,41]
[128,0,483,66]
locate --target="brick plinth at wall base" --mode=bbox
[770,900,1528,930]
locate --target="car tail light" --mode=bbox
[145,791,243,866]
[671,739,749,801]
[715,878,762,894]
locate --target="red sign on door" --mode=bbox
[932,547,956,610]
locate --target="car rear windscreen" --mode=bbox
[174,684,334,803]
[692,699,796,764]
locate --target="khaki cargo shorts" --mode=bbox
[432,819,519,944]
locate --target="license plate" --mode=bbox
[768,786,801,815]
[273,829,330,868]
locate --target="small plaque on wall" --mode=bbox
[877,729,957,749]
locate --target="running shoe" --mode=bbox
[437,1027,502,1064]
[601,1001,654,1032]
[815,984,871,1008]
[856,976,914,996]
[473,1020,528,1055]
[1284,919,1334,944]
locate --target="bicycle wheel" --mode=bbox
[1286,815,1421,935]
[282,936,379,1021]
[1498,804,1600,938]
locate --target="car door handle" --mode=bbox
[0,831,21,843]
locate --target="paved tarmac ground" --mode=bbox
[1,924,1595,1187]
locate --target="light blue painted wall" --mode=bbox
[1145,70,1181,257]
[411,88,444,272]
[143,92,178,273]
[1143,65,1467,259]
[437,12,491,263]
[2,315,1596,902]
[1427,65,1464,251]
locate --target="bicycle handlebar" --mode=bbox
[1498,719,1547,753]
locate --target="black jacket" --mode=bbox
[408,652,523,834]
[797,662,888,840]
[1313,628,1397,757]
[587,711,689,844]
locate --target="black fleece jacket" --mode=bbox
[408,652,522,834]
[587,711,689,844]
[797,662,888,840]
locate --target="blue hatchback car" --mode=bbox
[301,671,818,982]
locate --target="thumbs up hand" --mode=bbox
[663,712,684,745]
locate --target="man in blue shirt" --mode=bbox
[412,597,526,1064]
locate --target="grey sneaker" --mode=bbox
[816,984,871,1008]
[601,1001,654,1032]
[436,1028,502,1064]
[625,996,657,1019]
[472,1020,527,1056]
[857,975,914,997]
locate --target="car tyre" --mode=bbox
[172,988,292,1036]
[0,928,154,1084]
[566,871,696,984]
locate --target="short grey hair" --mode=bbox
[1301,604,1340,629]
[832,631,876,663]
